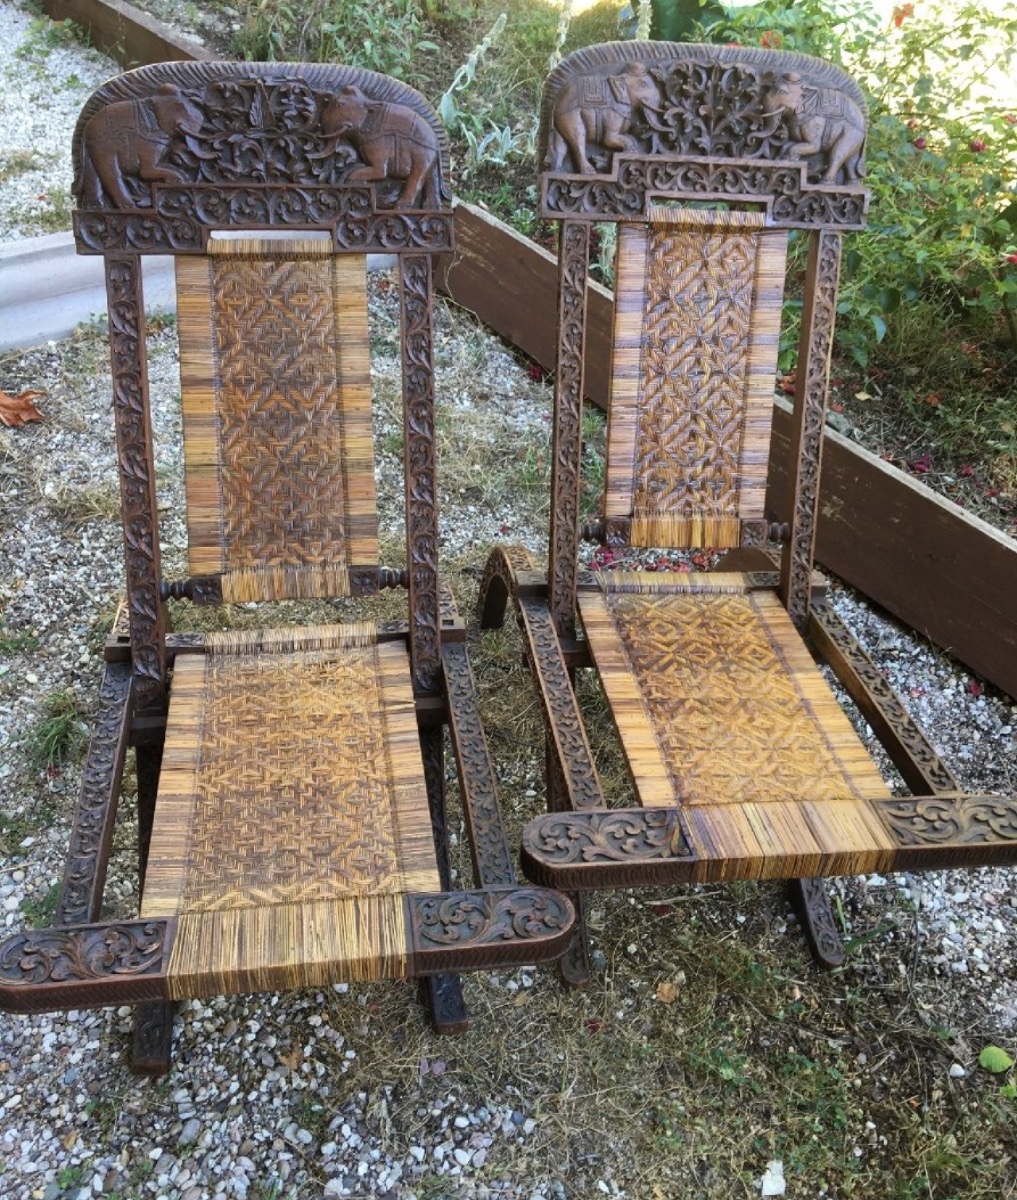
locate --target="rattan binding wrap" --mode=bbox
[142,623,440,995]
[603,213,787,549]
[177,239,378,602]
[579,583,895,877]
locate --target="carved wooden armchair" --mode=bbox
[0,62,573,1072]
[479,42,1017,978]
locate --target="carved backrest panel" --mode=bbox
[177,237,378,602]
[603,209,787,549]
[72,61,452,253]
[538,42,868,228]
[76,64,449,699]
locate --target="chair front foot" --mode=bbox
[788,878,845,969]
[423,974,469,1034]
[131,999,177,1075]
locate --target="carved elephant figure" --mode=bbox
[82,84,204,208]
[764,72,866,184]
[547,63,662,175]
[320,85,444,208]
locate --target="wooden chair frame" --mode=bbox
[478,41,1017,979]
[0,61,573,1071]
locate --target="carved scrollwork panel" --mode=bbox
[519,598,605,812]
[73,63,452,253]
[780,229,840,631]
[787,878,844,968]
[409,888,575,973]
[811,603,960,795]
[520,807,696,889]
[0,921,172,1013]
[878,794,1017,847]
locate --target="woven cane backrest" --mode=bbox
[176,237,377,603]
[604,209,788,549]
[72,61,452,703]
[537,41,868,598]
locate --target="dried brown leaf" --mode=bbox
[0,388,46,428]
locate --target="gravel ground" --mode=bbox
[0,0,118,241]
[2,4,1017,1198]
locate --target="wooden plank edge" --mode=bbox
[41,0,214,67]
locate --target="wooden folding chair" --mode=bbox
[0,61,573,1071]
[478,41,1017,978]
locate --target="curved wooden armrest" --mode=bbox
[0,888,575,1014]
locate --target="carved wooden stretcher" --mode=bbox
[478,41,1017,976]
[0,61,574,1071]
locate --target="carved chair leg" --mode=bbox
[135,741,163,889]
[788,878,845,969]
[422,974,469,1035]
[131,999,177,1076]
[547,741,592,987]
[420,726,469,1033]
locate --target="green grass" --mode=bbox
[24,688,87,772]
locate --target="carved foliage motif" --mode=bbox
[0,922,170,1012]
[519,597,605,812]
[788,878,844,968]
[443,644,516,886]
[525,808,690,865]
[107,256,166,706]
[783,230,840,632]
[72,64,452,252]
[56,662,132,927]
[401,255,440,695]
[877,795,1017,847]
[539,45,868,227]
[75,66,450,210]
[550,222,589,640]
[410,888,574,956]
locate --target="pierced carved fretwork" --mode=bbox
[538,44,868,227]
[73,63,453,250]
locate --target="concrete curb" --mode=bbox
[0,232,175,352]
[0,233,398,352]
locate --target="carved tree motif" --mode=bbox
[72,62,452,250]
[538,43,869,226]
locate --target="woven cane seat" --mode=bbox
[141,624,441,999]
[578,574,896,880]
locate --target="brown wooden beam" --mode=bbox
[41,0,213,67]
[441,202,1017,701]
